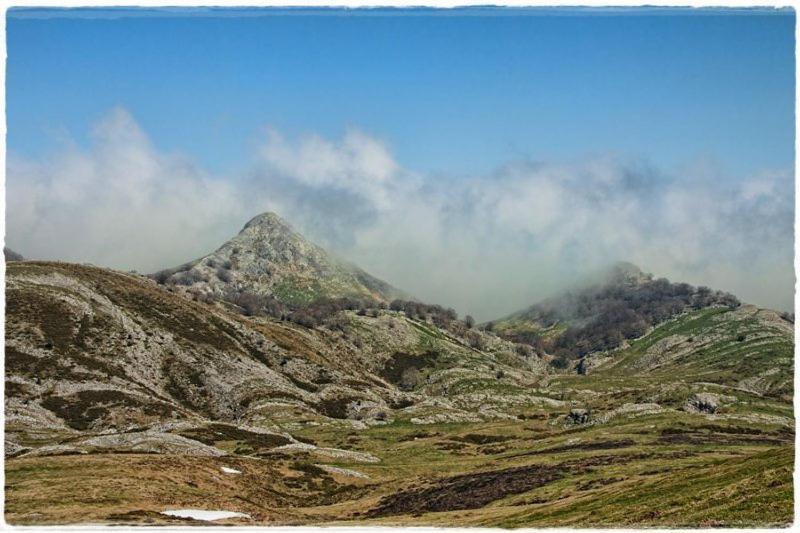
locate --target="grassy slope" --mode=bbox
[8,410,791,526]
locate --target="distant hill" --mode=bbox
[4,247,24,262]
[490,262,742,368]
[149,212,405,307]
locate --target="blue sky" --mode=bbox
[7,7,796,179]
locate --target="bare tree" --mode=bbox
[465,315,475,329]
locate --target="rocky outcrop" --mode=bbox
[568,408,590,424]
[77,432,227,457]
[687,393,719,414]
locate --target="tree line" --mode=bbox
[501,277,741,369]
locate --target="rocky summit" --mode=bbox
[150,212,403,307]
[4,216,795,527]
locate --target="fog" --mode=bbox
[7,108,794,320]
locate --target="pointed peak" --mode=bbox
[151,210,404,306]
[242,212,293,232]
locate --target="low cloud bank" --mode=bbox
[8,108,794,320]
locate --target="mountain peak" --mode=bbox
[151,212,403,306]
[242,211,293,232]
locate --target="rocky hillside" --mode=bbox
[6,260,540,456]
[581,303,794,399]
[149,212,404,307]
[4,247,24,262]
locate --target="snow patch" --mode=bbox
[221,466,242,474]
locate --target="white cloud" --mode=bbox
[259,128,403,211]
[7,108,245,273]
[7,108,794,319]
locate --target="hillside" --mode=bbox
[149,212,404,307]
[5,259,794,527]
[490,263,743,369]
[4,247,24,262]
[6,260,539,450]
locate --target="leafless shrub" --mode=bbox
[465,330,486,350]
[216,267,233,282]
[172,269,206,286]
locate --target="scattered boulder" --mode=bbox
[346,399,390,422]
[568,408,590,425]
[687,393,719,414]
